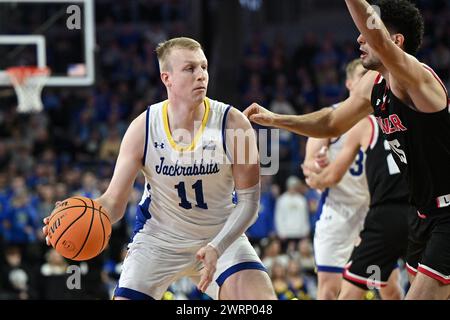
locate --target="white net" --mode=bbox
[7,66,49,113]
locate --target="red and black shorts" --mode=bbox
[343,203,412,290]
[406,206,450,284]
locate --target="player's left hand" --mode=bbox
[314,146,329,169]
[302,163,322,191]
[301,162,320,176]
[196,244,219,293]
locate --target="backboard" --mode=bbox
[0,0,95,86]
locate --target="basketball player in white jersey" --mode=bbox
[303,60,370,299]
[43,37,276,300]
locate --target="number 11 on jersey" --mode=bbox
[175,180,208,210]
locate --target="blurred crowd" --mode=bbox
[0,0,448,299]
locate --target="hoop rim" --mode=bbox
[6,66,50,84]
[6,66,50,113]
[6,66,50,76]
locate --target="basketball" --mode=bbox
[47,196,111,261]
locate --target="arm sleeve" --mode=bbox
[208,183,260,257]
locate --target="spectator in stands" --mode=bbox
[54,182,70,201]
[2,190,39,248]
[75,172,101,199]
[270,260,288,298]
[99,127,122,163]
[274,176,310,251]
[0,246,36,299]
[286,258,314,300]
[291,238,316,278]
[38,248,72,299]
[261,237,289,273]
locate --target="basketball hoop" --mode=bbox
[6,66,50,113]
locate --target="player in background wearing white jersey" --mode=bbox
[303,59,370,299]
[43,37,276,300]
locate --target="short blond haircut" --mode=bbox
[155,37,203,71]
[346,59,366,80]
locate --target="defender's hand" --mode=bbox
[196,245,219,293]
[243,103,277,127]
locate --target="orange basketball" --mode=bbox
[47,196,112,261]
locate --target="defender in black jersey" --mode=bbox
[303,113,412,299]
[341,115,414,298]
[244,0,450,299]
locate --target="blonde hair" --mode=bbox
[345,59,365,79]
[156,37,203,71]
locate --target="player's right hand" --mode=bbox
[42,217,51,246]
[42,201,62,246]
[243,103,277,127]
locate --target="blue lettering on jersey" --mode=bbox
[155,157,220,176]
[349,150,364,176]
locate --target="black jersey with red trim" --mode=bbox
[370,67,450,211]
[365,116,409,208]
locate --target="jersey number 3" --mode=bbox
[175,180,208,210]
[350,150,364,176]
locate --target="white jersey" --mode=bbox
[314,130,370,269]
[324,132,370,209]
[132,98,235,250]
